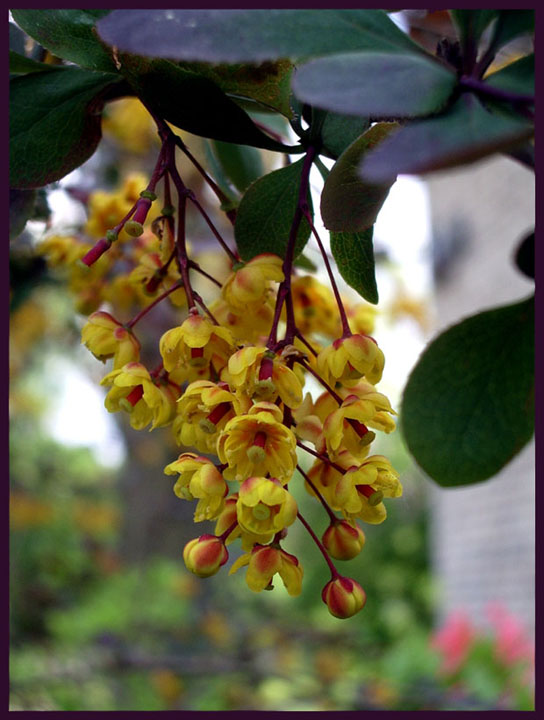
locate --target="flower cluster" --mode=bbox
[43,116,401,619]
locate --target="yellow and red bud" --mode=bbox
[322,576,366,619]
[322,520,366,560]
[183,534,228,578]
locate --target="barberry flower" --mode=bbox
[209,297,275,345]
[322,576,366,618]
[291,275,339,337]
[214,494,264,550]
[217,402,297,483]
[159,313,235,379]
[230,544,303,595]
[236,477,298,537]
[173,380,250,454]
[222,254,284,312]
[183,534,228,577]
[322,520,366,560]
[81,311,140,369]
[227,346,303,408]
[339,455,402,524]
[101,362,178,430]
[317,334,385,387]
[164,453,228,521]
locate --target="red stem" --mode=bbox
[296,465,337,523]
[125,281,184,329]
[297,511,339,579]
[296,441,345,475]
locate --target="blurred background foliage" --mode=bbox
[9,13,534,709]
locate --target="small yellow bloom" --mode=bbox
[317,333,385,387]
[164,453,228,521]
[217,402,297,483]
[236,477,298,537]
[160,313,235,379]
[129,251,186,308]
[36,234,84,266]
[322,576,366,619]
[291,276,339,337]
[173,380,250,454]
[339,455,402,524]
[214,494,265,550]
[227,346,304,409]
[209,298,275,345]
[81,311,140,369]
[183,534,228,577]
[101,362,178,430]
[222,254,284,312]
[229,544,303,595]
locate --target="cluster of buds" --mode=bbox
[44,113,402,619]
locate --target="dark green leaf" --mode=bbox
[330,228,378,304]
[9,189,36,240]
[97,9,423,63]
[489,10,534,53]
[202,141,238,207]
[321,123,399,232]
[401,296,534,487]
[514,232,534,280]
[485,54,534,97]
[10,67,121,189]
[359,93,534,183]
[449,10,498,48]
[320,112,370,160]
[180,60,294,119]
[293,52,458,118]
[234,159,313,261]
[11,9,116,73]
[117,55,295,153]
[211,141,264,194]
[9,50,56,75]
[294,254,318,273]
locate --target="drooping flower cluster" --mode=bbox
[42,115,401,619]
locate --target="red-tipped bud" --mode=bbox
[182,534,228,578]
[322,520,366,561]
[80,237,112,267]
[322,576,366,619]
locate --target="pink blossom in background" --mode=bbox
[485,603,534,668]
[430,610,477,674]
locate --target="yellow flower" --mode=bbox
[214,494,265,550]
[101,362,178,430]
[128,251,186,308]
[217,402,297,483]
[81,311,140,369]
[339,455,402,524]
[317,333,385,387]
[322,520,366,560]
[102,98,157,154]
[346,302,377,336]
[209,297,275,345]
[173,380,250,454]
[227,346,304,409]
[164,453,228,521]
[236,477,298,537]
[159,313,235,379]
[291,276,339,337]
[222,254,284,312]
[36,234,83,266]
[229,544,303,595]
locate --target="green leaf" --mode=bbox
[97,9,423,63]
[293,52,458,118]
[9,50,55,75]
[211,141,264,194]
[321,123,399,232]
[401,296,534,487]
[359,94,534,183]
[180,60,294,119]
[9,188,36,240]
[11,9,116,73]
[330,228,378,304]
[485,54,534,97]
[488,10,534,53]
[294,254,318,273]
[10,67,121,189]
[449,10,498,48]
[320,112,370,160]
[117,55,296,153]
[234,159,313,261]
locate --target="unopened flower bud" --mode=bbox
[322,576,366,619]
[183,534,228,578]
[80,237,111,267]
[322,520,365,561]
